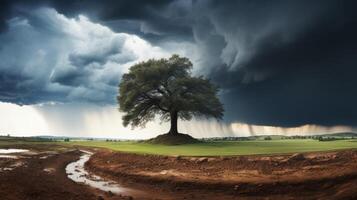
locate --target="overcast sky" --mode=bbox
[0,0,356,138]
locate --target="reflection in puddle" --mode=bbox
[0,149,29,154]
[66,150,133,195]
[0,161,25,172]
[43,168,56,173]
[0,155,18,159]
[0,167,14,171]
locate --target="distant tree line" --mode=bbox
[199,135,357,142]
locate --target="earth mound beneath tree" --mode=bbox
[147,133,200,145]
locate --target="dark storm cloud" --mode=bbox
[0,5,163,105]
[80,0,193,43]
[0,0,12,32]
[203,0,357,127]
[50,67,86,87]
[1,0,357,127]
[2,0,193,44]
[68,40,122,67]
[0,0,192,43]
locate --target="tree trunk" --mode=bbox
[169,111,178,135]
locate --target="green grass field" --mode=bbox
[1,136,356,156]
[65,139,357,156]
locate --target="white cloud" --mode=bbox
[0,7,170,104]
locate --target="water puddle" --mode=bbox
[0,149,29,159]
[66,150,136,195]
[43,168,56,174]
[0,167,14,171]
[0,155,18,159]
[0,161,25,172]
[0,149,29,154]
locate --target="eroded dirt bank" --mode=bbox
[86,149,357,200]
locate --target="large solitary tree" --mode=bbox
[118,55,224,140]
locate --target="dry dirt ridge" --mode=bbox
[87,149,357,200]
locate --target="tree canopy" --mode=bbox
[118,54,224,135]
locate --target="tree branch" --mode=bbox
[140,92,169,112]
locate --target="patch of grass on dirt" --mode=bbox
[64,139,357,156]
[0,137,72,152]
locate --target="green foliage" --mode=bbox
[264,136,272,140]
[118,54,224,130]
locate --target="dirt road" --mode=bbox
[0,145,356,200]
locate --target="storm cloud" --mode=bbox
[0,7,170,104]
[1,0,357,128]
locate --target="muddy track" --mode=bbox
[1,147,357,200]
[0,149,131,200]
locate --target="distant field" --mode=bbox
[64,139,357,156]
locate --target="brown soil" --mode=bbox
[0,147,133,200]
[86,149,357,200]
[1,145,357,200]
